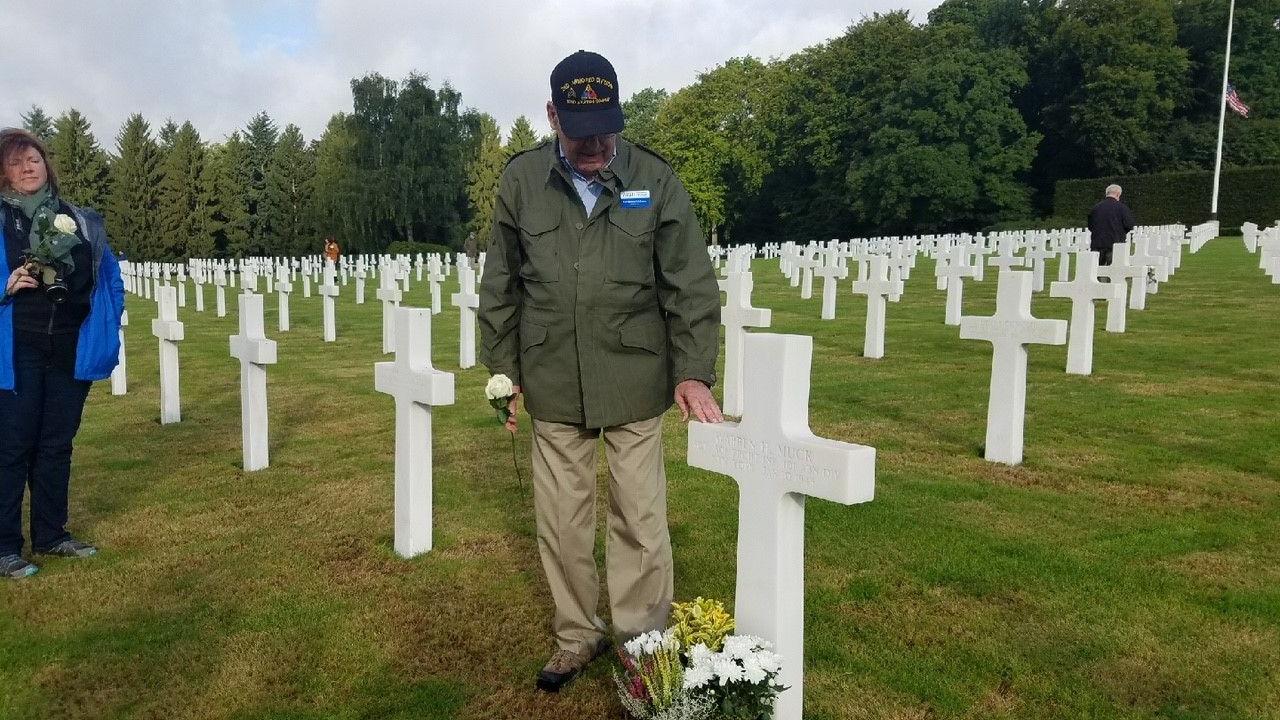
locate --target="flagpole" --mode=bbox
[1210,0,1236,220]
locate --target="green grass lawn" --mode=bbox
[2,238,1277,720]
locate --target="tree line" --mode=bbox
[22,74,542,261]
[21,0,1280,258]
[624,0,1280,243]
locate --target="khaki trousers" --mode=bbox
[530,415,674,657]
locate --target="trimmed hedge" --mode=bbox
[1055,165,1280,231]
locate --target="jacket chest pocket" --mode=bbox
[519,209,561,282]
[604,210,656,286]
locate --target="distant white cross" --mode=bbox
[320,260,340,342]
[377,262,404,354]
[110,310,128,396]
[959,270,1066,465]
[717,270,772,417]
[938,245,978,326]
[276,264,293,332]
[451,263,479,368]
[1049,251,1123,375]
[851,256,904,359]
[151,286,185,425]
[230,292,278,471]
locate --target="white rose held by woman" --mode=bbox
[53,213,77,235]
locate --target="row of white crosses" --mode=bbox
[1242,222,1280,283]
[119,251,478,470]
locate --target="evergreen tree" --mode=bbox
[21,106,55,143]
[207,133,251,257]
[48,109,110,209]
[506,115,541,154]
[310,113,360,250]
[262,124,315,256]
[243,112,280,254]
[156,121,216,260]
[464,113,507,246]
[105,114,162,258]
[157,119,180,151]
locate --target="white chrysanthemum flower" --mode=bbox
[755,650,783,675]
[624,636,645,657]
[713,658,743,685]
[683,664,713,690]
[53,214,77,234]
[741,657,768,685]
[722,635,765,660]
[688,643,715,666]
[484,374,514,400]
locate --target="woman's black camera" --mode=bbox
[21,255,69,304]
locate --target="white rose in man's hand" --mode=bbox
[53,214,77,235]
[485,374,514,400]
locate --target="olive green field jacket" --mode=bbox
[478,139,720,429]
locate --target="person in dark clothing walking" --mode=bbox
[1088,184,1137,266]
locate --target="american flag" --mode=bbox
[1226,83,1251,118]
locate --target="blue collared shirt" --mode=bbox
[558,143,615,216]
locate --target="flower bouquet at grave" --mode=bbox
[613,597,787,720]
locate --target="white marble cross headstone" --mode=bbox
[813,249,848,321]
[717,270,772,417]
[450,263,480,369]
[355,260,367,305]
[230,293,278,471]
[214,265,227,318]
[938,245,978,326]
[377,262,404,354]
[193,267,206,313]
[1125,237,1167,311]
[687,333,875,720]
[1095,243,1132,333]
[110,310,128,396]
[959,270,1066,465]
[151,286,185,425]
[427,256,446,315]
[276,264,293,332]
[851,256,904,359]
[1049,251,1123,375]
[320,260,339,342]
[176,266,188,308]
[374,307,456,558]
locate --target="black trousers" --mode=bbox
[0,334,92,555]
[1095,244,1115,267]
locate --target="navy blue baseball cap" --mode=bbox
[550,50,625,138]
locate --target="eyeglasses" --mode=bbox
[565,133,617,145]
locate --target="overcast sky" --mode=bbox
[3,0,944,146]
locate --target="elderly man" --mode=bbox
[1088,184,1137,266]
[479,50,723,692]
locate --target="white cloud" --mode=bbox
[3,0,942,147]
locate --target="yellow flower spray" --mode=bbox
[671,597,735,653]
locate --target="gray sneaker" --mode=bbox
[1,554,38,578]
[35,538,98,558]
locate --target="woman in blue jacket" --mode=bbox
[0,128,124,579]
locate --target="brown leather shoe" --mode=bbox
[535,638,610,693]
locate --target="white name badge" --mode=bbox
[620,190,652,209]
